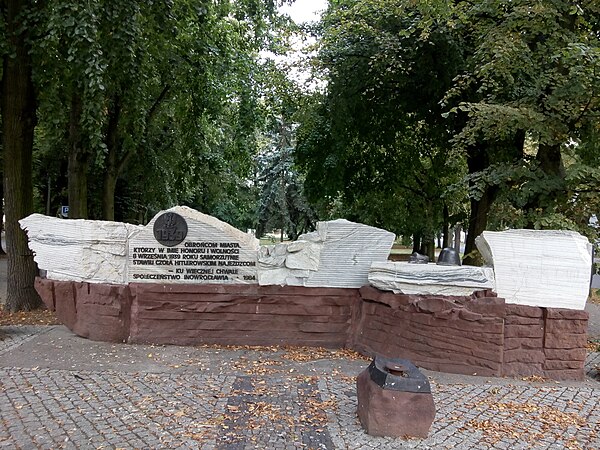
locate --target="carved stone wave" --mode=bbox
[368,261,495,296]
[475,229,592,310]
[258,219,396,288]
[19,214,142,284]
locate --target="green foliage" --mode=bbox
[29,0,296,224]
[296,0,467,240]
[446,0,600,239]
[256,137,316,240]
[297,0,600,246]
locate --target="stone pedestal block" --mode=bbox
[356,356,435,438]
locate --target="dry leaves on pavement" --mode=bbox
[0,307,60,326]
[464,397,589,448]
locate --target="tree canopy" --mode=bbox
[2,0,600,311]
[296,0,600,261]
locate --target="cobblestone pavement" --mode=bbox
[0,326,599,449]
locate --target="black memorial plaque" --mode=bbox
[153,212,188,247]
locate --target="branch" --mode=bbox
[146,84,171,126]
[117,84,171,173]
[397,183,426,198]
[572,188,600,193]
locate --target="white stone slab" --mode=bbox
[303,220,395,288]
[20,214,141,284]
[368,261,495,296]
[257,243,317,285]
[475,229,592,310]
[127,206,259,284]
[259,219,395,288]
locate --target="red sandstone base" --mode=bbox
[34,278,589,381]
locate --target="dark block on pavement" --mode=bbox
[356,356,435,438]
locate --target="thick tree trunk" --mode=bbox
[102,96,121,221]
[102,171,117,221]
[67,93,89,219]
[412,233,421,254]
[463,189,496,266]
[463,133,525,265]
[537,143,564,178]
[419,235,435,262]
[1,0,43,311]
[0,177,6,255]
[524,143,565,228]
[463,144,496,266]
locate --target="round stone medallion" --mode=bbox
[153,212,188,247]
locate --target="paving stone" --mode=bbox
[1,325,599,448]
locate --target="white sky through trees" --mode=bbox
[279,0,327,24]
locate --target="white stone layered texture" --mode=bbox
[475,230,592,310]
[368,262,495,296]
[258,219,396,288]
[19,214,142,284]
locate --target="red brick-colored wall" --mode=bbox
[35,278,588,380]
[128,283,359,347]
[355,287,506,377]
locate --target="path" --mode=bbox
[0,325,599,449]
[1,256,600,448]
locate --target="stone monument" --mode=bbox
[19,207,593,380]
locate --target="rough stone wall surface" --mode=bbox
[35,278,130,343]
[34,279,588,380]
[543,308,589,381]
[127,283,359,347]
[502,305,545,378]
[21,214,140,284]
[356,287,505,377]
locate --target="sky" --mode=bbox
[279,0,328,24]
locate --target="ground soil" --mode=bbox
[590,289,600,305]
[0,307,60,326]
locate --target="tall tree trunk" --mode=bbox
[463,132,525,265]
[100,86,169,221]
[1,0,43,311]
[102,171,117,221]
[524,143,565,228]
[419,236,435,262]
[453,224,462,253]
[463,188,497,266]
[442,204,450,248]
[463,144,496,266]
[0,177,6,255]
[412,233,421,254]
[67,93,89,219]
[102,95,121,221]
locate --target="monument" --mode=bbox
[20,206,593,380]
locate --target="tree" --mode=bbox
[1,0,43,311]
[256,117,316,241]
[34,0,297,223]
[296,0,466,257]
[1,0,296,310]
[298,0,600,264]
[450,0,600,255]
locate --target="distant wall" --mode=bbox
[35,278,588,381]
